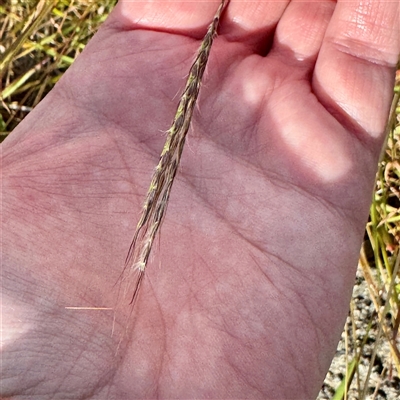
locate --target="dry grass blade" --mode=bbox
[0,0,57,75]
[119,0,230,305]
[0,0,116,139]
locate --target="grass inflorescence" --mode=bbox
[119,0,230,306]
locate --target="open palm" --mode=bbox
[2,1,399,398]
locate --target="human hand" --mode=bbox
[2,1,399,398]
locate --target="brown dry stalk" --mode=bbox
[119,0,230,304]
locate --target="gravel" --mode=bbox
[317,267,400,400]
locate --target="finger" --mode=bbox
[110,0,290,52]
[313,0,400,142]
[270,0,336,65]
[220,0,289,53]
[111,0,227,37]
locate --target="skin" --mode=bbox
[1,0,399,398]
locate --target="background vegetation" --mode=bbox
[1,1,399,398]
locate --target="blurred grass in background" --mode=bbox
[1,1,399,398]
[0,0,117,138]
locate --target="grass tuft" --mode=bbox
[0,0,117,138]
